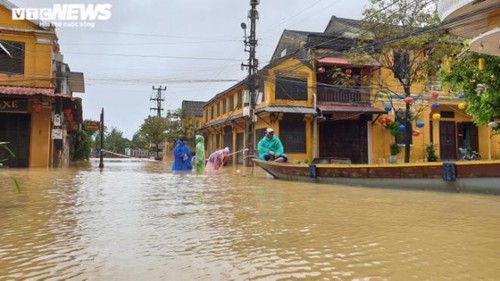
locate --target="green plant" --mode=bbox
[1,142,22,193]
[390,142,401,156]
[426,143,438,162]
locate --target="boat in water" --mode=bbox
[252,159,500,194]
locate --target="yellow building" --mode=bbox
[0,1,84,168]
[199,16,499,165]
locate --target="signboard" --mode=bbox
[51,128,63,139]
[84,121,101,131]
[0,98,27,113]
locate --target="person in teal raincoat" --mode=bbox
[172,136,192,171]
[194,135,205,174]
[257,128,287,162]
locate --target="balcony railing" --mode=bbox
[317,85,371,104]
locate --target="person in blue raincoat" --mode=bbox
[172,136,192,171]
[257,128,287,162]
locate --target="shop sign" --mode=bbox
[51,128,63,139]
[0,98,27,112]
[84,121,101,131]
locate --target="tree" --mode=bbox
[139,116,169,160]
[440,51,500,133]
[130,132,148,150]
[360,0,460,162]
[105,127,129,154]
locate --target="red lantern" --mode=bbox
[403,97,414,104]
[344,68,352,75]
[385,117,393,124]
[317,66,325,74]
[432,91,439,99]
[63,107,72,117]
[412,130,420,136]
[32,102,42,113]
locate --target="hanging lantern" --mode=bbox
[431,103,440,110]
[458,102,466,110]
[63,107,72,116]
[403,97,413,104]
[398,124,406,131]
[432,91,439,99]
[432,113,441,120]
[384,105,392,112]
[32,101,42,113]
[317,66,325,74]
[458,93,465,99]
[416,120,425,128]
[344,68,352,75]
[478,57,485,71]
[412,130,420,136]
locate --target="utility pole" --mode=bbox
[241,0,259,166]
[150,85,166,117]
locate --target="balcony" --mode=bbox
[317,85,370,105]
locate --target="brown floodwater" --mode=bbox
[1,160,499,280]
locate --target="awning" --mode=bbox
[0,86,77,100]
[317,57,381,67]
[317,104,386,114]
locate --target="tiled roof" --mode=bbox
[0,86,55,96]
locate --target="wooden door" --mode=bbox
[319,119,368,164]
[439,121,456,160]
[0,113,31,167]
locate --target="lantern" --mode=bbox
[385,117,393,124]
[63,107,72,116]
[431,103,440,110]
[398,124,406,131]
[416,120,425,128]
[384,105,392,112]
[432,91,439,99]
[432,113,441,120]
[32,102,42,113]
[403,97,413,104]
[344,68,352,75]
[317,66,325,74]
[458,102,466,110]
[412,130,420,136]
[478,57,485,71]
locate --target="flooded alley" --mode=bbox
[1,161,500,280]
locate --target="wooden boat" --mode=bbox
[252,159,500,194]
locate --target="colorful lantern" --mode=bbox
[403,97,413,104]
[385,117,393,124]
[32,102,42,113]
[344,68,352,75]
[412,130,420,136]
[63,107,72,116]
[384,105,392,112]
[416,120,425,128]
[317,66,325,74]
[431,103,440,110]
[458,102,466,110]
[432,91,439,99]
[432,113,441,120]
[478,58,485,71]
[398,124,406,131]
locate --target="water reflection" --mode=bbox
[1,161,500,280]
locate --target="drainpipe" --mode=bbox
[312,92,318,159]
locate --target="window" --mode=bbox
[0,41,25,74]
[275,77,307,101]
[229,94,234,111]
[216,102,220,117]
[279,114,306,153]
[205,110,208,123]
[222,98,227,114]
[393,51,409,80]
[237,90,243,108]
[210,106,214,120]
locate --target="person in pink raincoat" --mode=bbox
[205,147,230,172]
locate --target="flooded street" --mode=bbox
[1,160,500,280]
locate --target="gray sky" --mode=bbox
[13,0,369,139]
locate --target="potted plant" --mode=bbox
[426,143,438,162]
[389,142,401,163]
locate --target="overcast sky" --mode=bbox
[13,0,370,139]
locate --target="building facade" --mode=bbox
[0,1,84,168]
